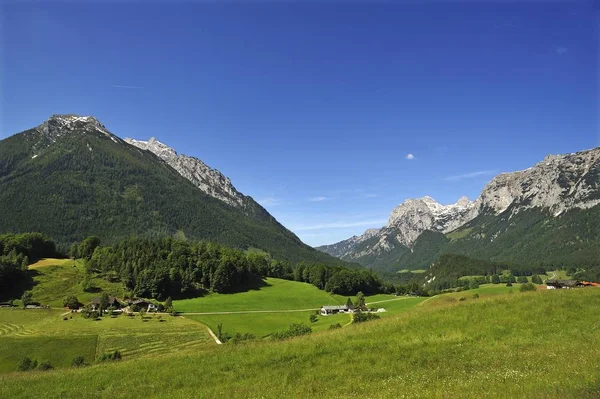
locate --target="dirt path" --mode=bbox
[206,327,222,345]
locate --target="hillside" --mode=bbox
[319,147,600,273]
[0,115,345,266]
[1,288,599,398]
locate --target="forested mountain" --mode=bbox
[0,114,347,266]
[319,147,600,273]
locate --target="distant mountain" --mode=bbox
[0,114,347,266]
[318,147,600,272]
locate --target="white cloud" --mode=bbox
[257,197,281,207]
[445,170,497,181]
[406,153,415,160]
[309,196,328,202]
[112,84,144,89]
[556,47,568,55]
[292,219,387,231]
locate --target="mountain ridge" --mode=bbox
[318,146,600,271]
[0,114,349,266]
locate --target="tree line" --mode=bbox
[79,236,393,299]
[0,233,56,298]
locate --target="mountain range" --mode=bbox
[0,114,347,266]
[318,147,600,272]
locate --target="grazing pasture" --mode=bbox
[173,277,343,313]
[1,289,599,398]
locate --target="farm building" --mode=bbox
[129,299,157,312]
[90,296,120,310]
[320,305,352,316]
[546,280,586,289]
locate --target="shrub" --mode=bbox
[230,333,255,345]
[99,350,122,362]
[38,361,53,371]
[271,323,312,340]
[506,282,513,287]
[520,282,537,292]
[309,314,318,323]
[472,293,480,299]
[18,357,37,372]
[352,311,381,324]
[329,323,342,330]
[63,295,80,309]
[458,296,467,302]
[71,356,85,367]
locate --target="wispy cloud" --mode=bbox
[292,219,387,231]
[257,197,281,207]
[112,84,144,89]
[406,153,415,160]
[556,47,568,55]
[309,196,328,202]
[445,170,497,181]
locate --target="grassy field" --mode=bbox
[186,311,351,338]
[1,288,599,398]
[0,309,212,374]
[24,259,126,307]
[28,258,72,269]
[174,277,343,313]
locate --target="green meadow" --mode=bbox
[1,289,599,398]
[0,309,212,374]
[24,258,126,307]
[173,277,344,313]
[187,311,351,338]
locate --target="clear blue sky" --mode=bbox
[1,2,598,246]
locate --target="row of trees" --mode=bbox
[83,237,289,299]
[78,236,394,299]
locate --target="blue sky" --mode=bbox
[1,2,598,246]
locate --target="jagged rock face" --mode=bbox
[318,228,381,259]
[318,146,600,264]
[125,137,246,208]
[476,148,600,216]
[386,196,477,246]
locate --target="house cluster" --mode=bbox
[546,280,600,289]
[320,305,354,316]
[320,304,387,316]
[88,297,158,313]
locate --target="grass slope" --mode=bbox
[1,289,599,398]
[0,309,212,374]
[25,259,125,307]
[173,278,344,313]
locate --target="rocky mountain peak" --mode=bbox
[125,137,247,208]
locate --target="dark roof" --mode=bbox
[546,280,579,287]
[322,305,349,311]
[91,296,118,305]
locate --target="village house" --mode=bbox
[129,299,158,312]
[545,280,589,289]
[320,305,353,316]
[90,296,120,311]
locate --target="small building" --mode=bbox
[130,299,157,312]
[320,305,352,316]
[90,296,120,311]
[546,280,580,290]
